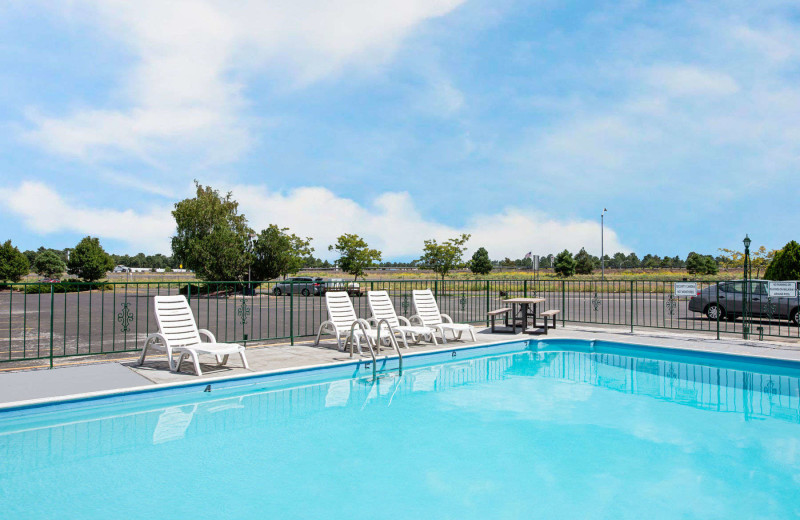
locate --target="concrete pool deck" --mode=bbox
[1,324,799,406]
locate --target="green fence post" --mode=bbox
[187,282,192,304]
[49,284,54,369]
[290,281,294,345]
[630,281,634,333]
[485,280,490,327]
[524,280,528,298]
[561,280,566,327]
[434,280,438,300]
[716,282,720,340]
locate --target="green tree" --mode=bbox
[171,182,253,281]
[252,225,314,280]
[764,241,800,280]
[418,234,471,280]
[553,249,575,277]
[33,250,66,278]
[469,247,493,275]
[685,252,718,275]
[328,234,382,280]
[0,240,30,282]
[574,248,594,274]
[67,236,114,282]
[624,252,640,268]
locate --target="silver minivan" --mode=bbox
[688,280,800,324]
[272,277,325,296]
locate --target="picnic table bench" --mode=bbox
[539,309,561,334]
[487,307,512,332]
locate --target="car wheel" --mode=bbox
[273,288,282,296]
[791,308,800,326]
[706,304,725,321]
[301,288,311,297]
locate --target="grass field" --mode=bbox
[21,268,750,284]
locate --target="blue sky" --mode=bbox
[1,0,799,260]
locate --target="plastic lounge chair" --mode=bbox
[314,291,390,355]
[367,290,437,347]
[410,289,477,343]
[138,295,249,376]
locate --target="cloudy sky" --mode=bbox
[1,0,798,260]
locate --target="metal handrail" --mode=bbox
[345,319,377,378]
[375,318,403,376]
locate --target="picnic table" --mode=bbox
[502,297,546,333]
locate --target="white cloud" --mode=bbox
[1,181,628,257]
[646,65,739,97]
[0,181,173,252]
[24,0,466,164]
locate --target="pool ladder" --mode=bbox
[344,319,403,380]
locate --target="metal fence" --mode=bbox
[1,279,798,366]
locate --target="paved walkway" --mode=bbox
[1,324,799,406]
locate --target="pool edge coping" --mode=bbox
[3,333,800,413]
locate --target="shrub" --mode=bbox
[469,247,493,275]
[553,250,575,277]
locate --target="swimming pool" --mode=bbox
[2,339,799,519]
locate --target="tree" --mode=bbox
[67,236,114,282]
[417,234,470,280]
[553,249,575,277]
[252,225,314,280]
[171,182,253,281]
[469,247,493,275]
[574,248,594,275]
[685,252,718,276]
[0,240,30,282]
[329,234,382,280]
[34,250,66,278]
[751,246,777,278]
[764,241,800,280]
[625,252,640,268]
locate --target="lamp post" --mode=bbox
[743,234,751,339]
[601,208,607,281]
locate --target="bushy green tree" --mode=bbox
[469,247,492,275]
[252,225,314,280]
[171,182,253,281]
[329,234,382,280]
[625,252,640,268]
[0,240,30,282]
[685,252,718,275]
[764,241,800,280]
[418,234,471,280]
[553,249,575,277]
[574,248,594,275]
[33,250,66,278]
[67,236,114,282]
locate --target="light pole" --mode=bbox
[743,234,751,339]
[601,208,607,281]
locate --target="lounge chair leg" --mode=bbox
[218,354,229,366]
[174,352,186,373]
[191,352,203,376]
[469,329,476,342]
[240,349,249,369]
[138,343,148,366]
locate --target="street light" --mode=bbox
[743,234,751,339]
[601,208,608,281]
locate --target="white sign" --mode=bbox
[768,281,798,298]
[674,282,698,297]
[532,255,539,270]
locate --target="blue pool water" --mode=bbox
[2,340,800,519]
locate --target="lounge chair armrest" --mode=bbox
[145,332,168,346]
[356,319,373,330]
[366,317,378,328]
[441,314,454,323]
[408,314,422,326]
[198,329,217,343]
[398,316,412,326]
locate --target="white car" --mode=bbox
[113,265,130,273]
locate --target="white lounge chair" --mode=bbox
[315,291,391,355]
[139,295,249,376]
[410,289,477,343]
[367,290,437,347]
